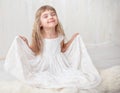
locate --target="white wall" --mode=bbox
[0,0,120,59]
[65,0,120,44]
[111,1,120,45]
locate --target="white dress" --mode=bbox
[4,35,101,89]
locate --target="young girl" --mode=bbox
[4,5,101,89]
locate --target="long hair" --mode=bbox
[30,5,65,55]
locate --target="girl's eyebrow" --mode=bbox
[51,11,55,13]
[41,13,48,18]
[42,12,48,16]
[42,13,48,16]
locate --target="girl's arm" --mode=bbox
[61,33,79,52]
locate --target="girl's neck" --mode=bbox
[43,28,58,39]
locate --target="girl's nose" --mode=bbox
[48,14,53,19]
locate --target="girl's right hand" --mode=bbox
[19,35,29,46]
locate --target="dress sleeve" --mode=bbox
[4,36,35,82]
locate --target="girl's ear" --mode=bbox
[40,24,42,27]
[39,20,42,27]
[40,24,43,29]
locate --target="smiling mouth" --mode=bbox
[48,20,55,23]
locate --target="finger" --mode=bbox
[19,35,22,38]
[75,33,79,35]
[19,35,24,39]
[19,35,26,41]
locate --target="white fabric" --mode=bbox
[1,66,120,93]
[4,35,101,89]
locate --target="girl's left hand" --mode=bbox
[72,33,79,40]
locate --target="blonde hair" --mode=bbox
[31,5,65,55]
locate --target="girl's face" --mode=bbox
[40,10,58,29]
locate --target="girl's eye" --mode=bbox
[42,12,56,18]
[51,13,56,16]
[43,15,48,18]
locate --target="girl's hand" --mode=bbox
[61,33,79,53]
[19,35,29,46]
[72,33,79,40]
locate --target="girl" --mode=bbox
[4,5,101,89]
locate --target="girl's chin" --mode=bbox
[47,24,57,28]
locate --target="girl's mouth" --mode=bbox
[48,20,55,23]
